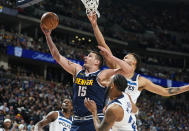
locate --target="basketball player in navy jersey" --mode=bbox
[88,13,189,129]
[41,25,132,131]
[34,99,73,131]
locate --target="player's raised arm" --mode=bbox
[88,13,117,69]
[34,111,57,131]
[88,13,111,54]
[98,46,132,75]
[41,26,82,76]
[140,77,189,96]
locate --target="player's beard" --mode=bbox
[63,107,72,114]
[63,107,68,113]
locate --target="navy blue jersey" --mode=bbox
[72,69,106,117]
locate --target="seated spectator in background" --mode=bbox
[18,123,27,131]
[0,103,9,114]
[0,119,11,131]
[27,120,34,131]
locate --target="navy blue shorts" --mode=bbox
[70,119,95,131]
[70,117,104,131]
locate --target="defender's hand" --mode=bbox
[87,12,97,27]
[84,98,97,115]
[98,46,113,59]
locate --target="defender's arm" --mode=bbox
[88,14,118,69]
[34,111,57,131]
[141,77,189,96]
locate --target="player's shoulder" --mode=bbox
[106,104,124,121]
[138,75,146,81]
[108,97,125,113]
[49,111,59,114]
[138,75,152,87]
[46,111,59,120]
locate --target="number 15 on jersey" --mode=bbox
[78,86,87,96]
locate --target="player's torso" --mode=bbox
[107,94,137,131]
[49,111,72,131]
[125,73,141,104]
[72,69,106,116]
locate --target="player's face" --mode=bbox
[123,54,136,70]
[62,99,73,111]
[84,52,99,68]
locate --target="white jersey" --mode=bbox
[125,73,141,104]
[106,93,137,131]
[125,73,141,131]
[49,111,72,131]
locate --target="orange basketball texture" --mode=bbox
[41,12,59,30]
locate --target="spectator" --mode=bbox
[0,119,11,131]
[0,103,9,114]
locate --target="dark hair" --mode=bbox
[127,52,141,71]
[112,74,128,92]
[90,51,104,68]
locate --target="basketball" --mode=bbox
[40,12,59,30]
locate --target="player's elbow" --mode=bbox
[34,123,41,131]
[163,94,171,97]
[153,88,171,96]
[36,122,44,129]
[160,91,171,97]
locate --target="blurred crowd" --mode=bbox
[1,0,189,54]
[0,0,16,8]
[0,24,189,82]
[0,24,93,61]
[16,0,189,53]
[136,92,189,131]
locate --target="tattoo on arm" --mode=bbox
[98,108,116,131]
[68,60,74,65]
[168,87,180,94]
[99,119,112,131]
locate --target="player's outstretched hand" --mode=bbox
[87,11,97,27]
[84,98,97,115]
[98,46,113,60]
[40,24,52,36]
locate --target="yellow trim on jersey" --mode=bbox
[75,78,93,86]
